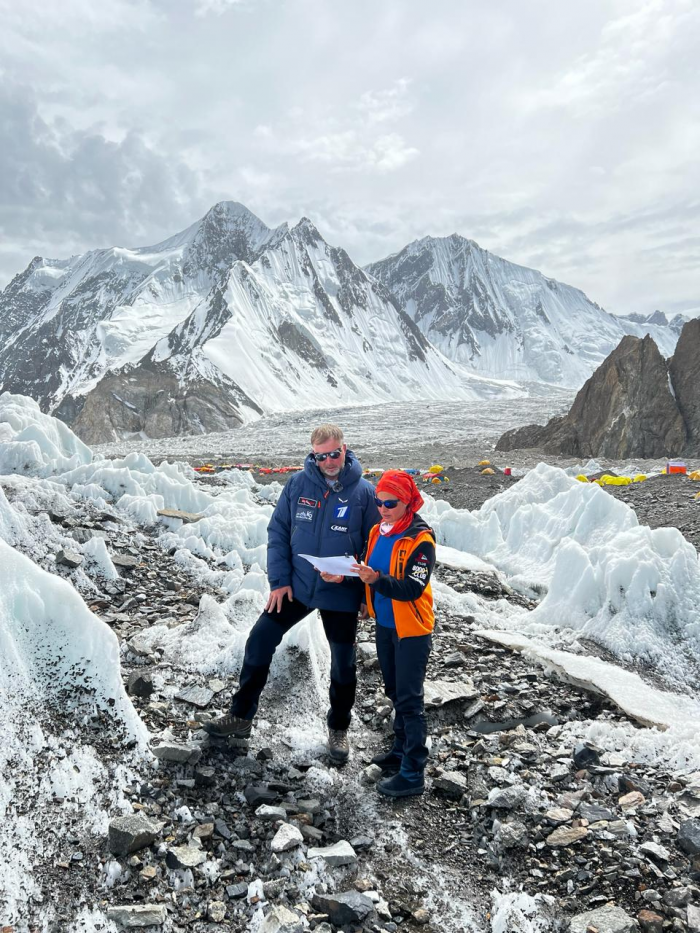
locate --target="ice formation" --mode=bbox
[424,463,700,685]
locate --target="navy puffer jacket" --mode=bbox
[267,450,379,612]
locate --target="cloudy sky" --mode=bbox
[1,0,697,315]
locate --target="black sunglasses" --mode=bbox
[313,447,342,463]
[374,496,401,509]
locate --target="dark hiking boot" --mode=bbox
[328,728,350,763]
[202,713,253,739]
[377,772,425,798]
[371,749,402,773]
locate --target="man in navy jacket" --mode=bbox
[205,424,379,761]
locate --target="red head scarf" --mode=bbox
[375,469,424,536]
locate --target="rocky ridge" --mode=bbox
[497,320,700,458]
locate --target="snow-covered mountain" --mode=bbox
[366,234,685,386]
[0,204,514,443]
[618,308,687,331]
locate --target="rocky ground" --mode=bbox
[4,458,700,933]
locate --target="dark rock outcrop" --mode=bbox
[64,359,260,445]
[497,334,687,458]
[669,318,700,455]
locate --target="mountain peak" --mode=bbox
[203,200,267,226]
[181,201,277,274]
[291,216,325,247]
[419,232,481,253]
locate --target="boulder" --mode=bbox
[493,820,528,850]
[255,804,288,821]
[111,552,140,569]
[56,548,83,568]
[106,905,167,928]
[433,770,468,798]
[127,671,154,699]
[270,823,303,853]
[151,740,201,764]
[486,784,526,810]
[207,902,226,923]
[311,891,374,926]
[572,742,601,769]
[678,818,700,855]
[165,844,207,869]
[569,904,639,933]
[259,905,305,933]
[688,904,700,933]
[245,784,279,807]
[108,814,160,855]
[424,679,478,708]
[545,825,588,847]
[636,911,663,933]
[175,685,214,708]
[307,840,357,867]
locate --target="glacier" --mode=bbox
[4,395,700,931]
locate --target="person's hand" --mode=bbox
[359,602,369,620]
[320,572,344,583]
[352,561,380,584]
[266,586,293,613]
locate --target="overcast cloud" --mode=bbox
[0,0,697,315]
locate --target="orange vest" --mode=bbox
[364,524,435,639]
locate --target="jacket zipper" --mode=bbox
[309,488,330,601]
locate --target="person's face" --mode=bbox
[375,491,408,522]
[312,438,347,478]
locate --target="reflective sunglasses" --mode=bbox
[313,447,342,463]
[374,496,401,509]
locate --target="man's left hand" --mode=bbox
[320,571,344,583]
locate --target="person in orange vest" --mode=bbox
[326,469,435,797]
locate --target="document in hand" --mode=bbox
[298,554,360,577]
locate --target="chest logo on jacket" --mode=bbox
[334,504,350,519]
[298,496,318,508]
[295,508,315,523]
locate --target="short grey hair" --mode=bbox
[310,424,344,446]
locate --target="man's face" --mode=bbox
[312,438,347,478]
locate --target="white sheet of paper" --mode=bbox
[299,554,360,577]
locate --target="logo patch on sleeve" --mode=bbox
[298,496,318,508]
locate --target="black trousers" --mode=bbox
[375,625,432,778]
[230,598,358,730]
